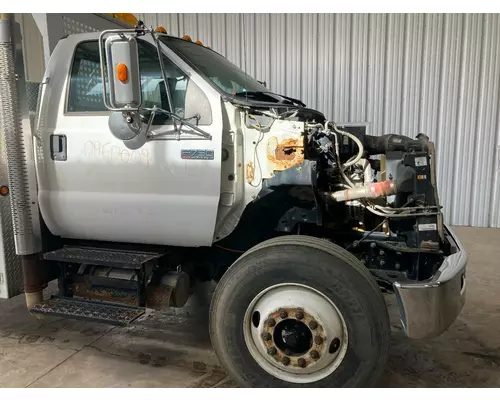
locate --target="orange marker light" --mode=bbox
[0,185,9,196]
[195,40,203,45]
[155,26,167,33]
[182,34,192,41]
[116,63,128,83]
[110,13,138,27]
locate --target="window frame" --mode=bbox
[63,38,198,126]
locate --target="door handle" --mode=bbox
[50,134,67,161]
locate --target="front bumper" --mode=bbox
[393,226,467,339]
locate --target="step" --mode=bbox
[29,296,145,326]
[43,246,163,269]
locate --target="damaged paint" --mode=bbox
[246,161,255,183]
[267,136,304,171]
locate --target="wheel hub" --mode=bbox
[243,283,348,384]
[261,307,324,369]
[275,318,312,355]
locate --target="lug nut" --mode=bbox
[266,319,276,328]
[261,332,271,341]
[308,320,318,330]
[370,242,376,248]
[379,250,385,256]
[314,335,323,345]
[280,310,288,319]
[296,310,304,320]
[298,358,307,368]
[281,356,290,366]
[310,350,320,360]
[267,347,277,356]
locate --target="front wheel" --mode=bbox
[209,235,390,387]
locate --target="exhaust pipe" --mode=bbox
[0,14,44,306]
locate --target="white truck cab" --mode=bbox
[0,17,466,388]
[38,32,225,246]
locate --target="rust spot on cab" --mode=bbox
[246,161,255,183]
[267,137,304,171]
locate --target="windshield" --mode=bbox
[160,36,267,95]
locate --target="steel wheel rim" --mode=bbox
[243,283,348,384]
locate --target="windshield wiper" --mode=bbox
[233,91,305,107]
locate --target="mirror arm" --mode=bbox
[184,114,201,125]
[151,31,174,115]
[144,106,157,135]
[142,107,212,140]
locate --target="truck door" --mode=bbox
[37,35,223,247]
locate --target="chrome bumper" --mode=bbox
[393,226,467,339]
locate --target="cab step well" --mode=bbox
[29,296,145,326]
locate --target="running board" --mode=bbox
[43,246,164,269]
[29,296,145,326]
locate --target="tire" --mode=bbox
[209,235,390,388]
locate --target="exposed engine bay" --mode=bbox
[211,104,450,289]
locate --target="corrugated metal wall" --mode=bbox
[138,13,500,228]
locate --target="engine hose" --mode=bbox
[331,124,364,168]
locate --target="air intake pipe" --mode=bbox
[324,180,397,202]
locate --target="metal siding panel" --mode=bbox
[179,14,198,39]
[139,13,500,227]
[269,14,286,94]
[435,14,463,224]
[470,14,494,227]
[451,14,483,225]
[383,14,405,133]
[482,14,500,228]
[241,14,256,78]
[255,14,270,88]
[285,14,302,100]
[349,14,369,123]
[210,14,227,56]
[333,14,350,122]
[301,14,318,109]
[400,14,424,137]
[138,13,179,36]
[366,14,387,135]
[492,82,500,227]
[418,14,444,137]
[197,14,212,46]
[317,14,335,120]
[225,14,242,68]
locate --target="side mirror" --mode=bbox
[104,34,142,109]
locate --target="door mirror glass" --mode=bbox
[104,34,142,109]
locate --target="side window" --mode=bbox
[67,41,105,112]
[67,40,190,123]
